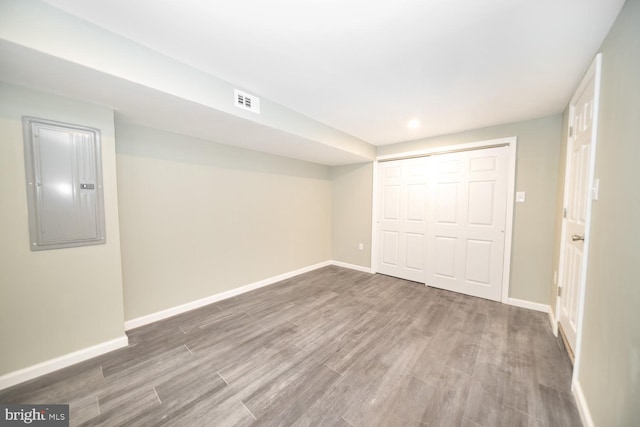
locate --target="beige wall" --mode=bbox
[0,83,126,375]
[573,0,640,424]
[115,122,332,321]
[377,115,562,304]
[331,163,373,268]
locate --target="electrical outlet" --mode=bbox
[358,243,364,251]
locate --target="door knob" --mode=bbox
[572,235,585,241]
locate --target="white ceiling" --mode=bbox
[38,0,624,146]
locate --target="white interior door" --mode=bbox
[377,158,429,282]
[558,55,601,354]
[425,147,509,301]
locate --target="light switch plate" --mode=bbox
[516,191,526,203]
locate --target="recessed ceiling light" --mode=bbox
[407,118,420,129]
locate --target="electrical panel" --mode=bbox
[23,117,106,250]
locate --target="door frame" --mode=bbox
[554,53,602,388]
[370,137,517,304]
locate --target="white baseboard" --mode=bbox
[0,336,128,391]
[330,260,372,273]
[125,260,373,331]
[125,261,332,330]
[507,297,550,313]
[573,380,595,427]
[548,306,558,337]
[1,260,363,391]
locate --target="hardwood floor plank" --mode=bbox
[244,361,340,425]
[463,360,511,426]
[97,385,158,415]
[178,307,252,334]
[101,344,192,380]
[537,384,582,427]
[78,387,161,427]
[497,405,547,427]
[240,351,339,419]
[68,396,100,426]
[219,343,304,389]
[446,311,486,375]
[323,326,395,375]
[0,362,103,405]
[161,397,255,427]
[1,267,582,427]
[364,375,434,427]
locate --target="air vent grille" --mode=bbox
[234,89,260,114]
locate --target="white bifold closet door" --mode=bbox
[377,157,429,283]
[377,146,509,301]
[426,147,508,301]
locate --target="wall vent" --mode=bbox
[234,89,260,114]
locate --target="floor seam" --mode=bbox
[217,371,230,385]
[153,386,162,404]
[341,415,356,426]
[503,401,546,423]
[323,363,344,376]
[183,343,194,355]
[240,400,257,420]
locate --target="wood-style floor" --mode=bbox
[0,266,581,426]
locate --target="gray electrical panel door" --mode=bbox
[23,117,106,250]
